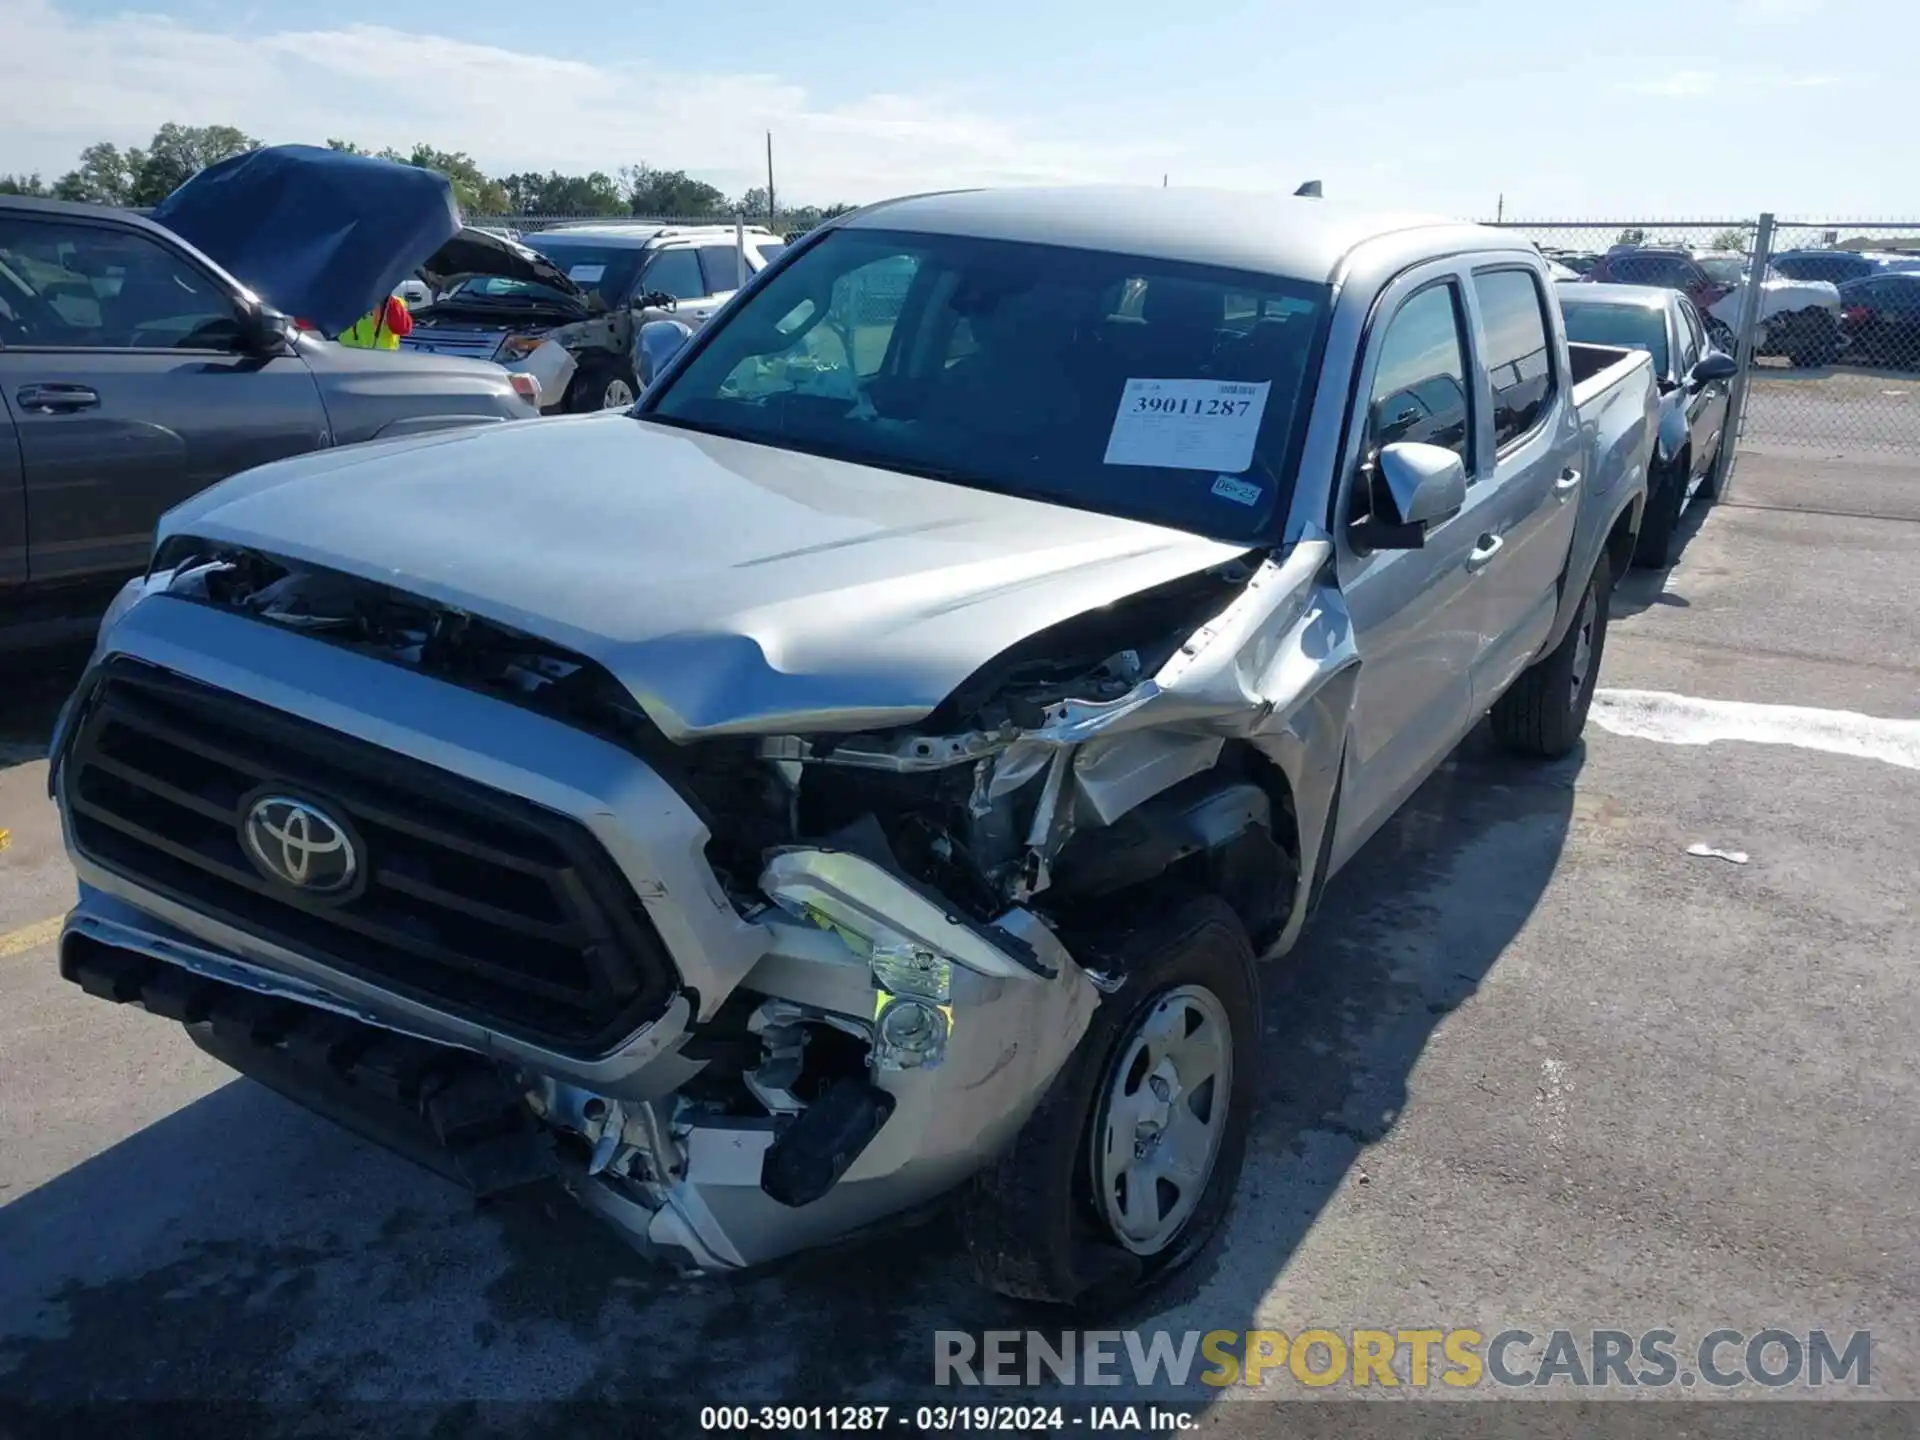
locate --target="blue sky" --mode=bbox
[2,0,1908,217]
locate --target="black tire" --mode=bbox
[1785,310,1841,368]
[958,894,1259,1311]
[567,357,639,413]
[1631,454,1687,570]
[1489,553,1610,760]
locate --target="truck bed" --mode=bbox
[1568,340,1647,400]
[1549,336,1659,644]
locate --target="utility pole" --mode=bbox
[1496,193,1504,223]
[766,133,776,224]
[1162,173,1168,187]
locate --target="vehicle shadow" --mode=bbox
[0,644,87,770]
[0,725,1578,1430]
[1606,498,1715,619]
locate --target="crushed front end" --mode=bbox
[52,513,1342,1274]
[48,554,1123,1272]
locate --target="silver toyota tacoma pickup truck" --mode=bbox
[48,187,1656,1309]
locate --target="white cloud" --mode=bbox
[0,0,1174,202]
[1628,69,1723,97]
[1621,67,1842,99]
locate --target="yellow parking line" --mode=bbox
[0,915,64,960]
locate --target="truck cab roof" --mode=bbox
[838,186,1519,285]
[534,223,785,247]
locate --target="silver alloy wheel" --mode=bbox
[602,377,635,409]
[1091,984,1234,1256]
[1569,581,1598,705]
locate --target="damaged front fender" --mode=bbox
[553,855,1102,1272]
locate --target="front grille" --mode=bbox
[399,327,507,361]
[61,659,679,1055]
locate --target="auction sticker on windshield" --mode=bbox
[568,264,607,283]
[1105,379,1271,473]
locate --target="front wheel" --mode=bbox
[568,359,639,413]
[1489,553,1610,759]
[958,895,1259,1310]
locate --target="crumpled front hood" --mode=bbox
[419,228,587,307]
[158,418,1253,740]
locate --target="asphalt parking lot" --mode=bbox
[2,444,1917,1435]
[1744,362,1920,454]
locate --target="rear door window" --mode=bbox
[1471,268,1556,448]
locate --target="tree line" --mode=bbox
[1,123,856,232]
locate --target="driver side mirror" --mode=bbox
[1688,352,1738,387]
[635,318,693,388]
[1351,442,1467,553]
[238,304,294,357]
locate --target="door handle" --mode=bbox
[1465,533,1503,572]
[1554,468,1581,496]
[17,383,100,413]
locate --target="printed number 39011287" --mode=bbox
[1132,395,1253,417]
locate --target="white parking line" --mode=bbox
[1591,689,1920,771]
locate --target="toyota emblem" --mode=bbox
[241,795,359,895]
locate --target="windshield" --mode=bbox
[1560,300,1669,376]
[1697,256,1746,285]
[443,274,582,309]
[1774,254,1870,284]
[519,238,645,310]
[643,228,1330,543]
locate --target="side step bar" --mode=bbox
[61,932,554,1196]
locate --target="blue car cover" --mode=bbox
[151,144,462,337]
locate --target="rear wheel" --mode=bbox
[1489,553,1610,759]
[958,894,1259,1310]
[1631,454,1688,570]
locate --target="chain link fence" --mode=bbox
[464,211,827,238]
[1483,214,1920,464]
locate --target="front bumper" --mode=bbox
[52,595,1101,1271]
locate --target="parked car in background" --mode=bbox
[1692,251,1749,288]
[402,223,788,411]
[1838,272,1920,368]
[53,186,1656,1309]
[1542,248,1600,275]
[1586,246,1732,315]
[0,196,537,652]
[1586,246,1840,366]
[1771,249,1875,286]
[1557,282,1736,567]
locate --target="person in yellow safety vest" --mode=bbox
[337,294,414,350]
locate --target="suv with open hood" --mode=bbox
[403,223,788,412]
